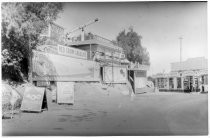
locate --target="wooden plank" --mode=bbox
[103,66,127,83]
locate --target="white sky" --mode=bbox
[55,2,207,76]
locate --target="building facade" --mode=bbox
[66,34,127,65]
[153,57,208,92]
[66,34,130,84]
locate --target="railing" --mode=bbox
[70,34,117,46]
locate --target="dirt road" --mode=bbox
[2,84,208,136]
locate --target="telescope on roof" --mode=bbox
[66,18,99,41]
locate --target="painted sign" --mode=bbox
[135,70,147,89]
[129,63,150,71]
[58,45,87,59]
[135,77,147,89]
[21,86,45,112]
[36,45,87,59]
[103,66,127,83]
[32,50,100,81]
[57,82,74,104]
[182,70,208,77]
[36,81,50,87]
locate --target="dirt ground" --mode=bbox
[2,83,208,136]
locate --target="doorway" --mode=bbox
[100,67,103,82]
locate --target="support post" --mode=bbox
[90,44,92,60]
[181,77,184,91]
[155,78,158,88]
[192,75,195,92]
[166,77,169,90]
[173,77,177,90]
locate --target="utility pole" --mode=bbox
[179,37,183,90]
[179,37,183,63]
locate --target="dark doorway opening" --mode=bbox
[100,67,103,82]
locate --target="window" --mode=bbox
[157,78,166,88]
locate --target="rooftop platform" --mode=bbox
[66,35,123,52]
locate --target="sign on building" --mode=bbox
[57,82,74,104]
[36,45,87,59]
[21,86,46,112]
[32,50,100,82]
[58,45,87,59]
[103,66,127,83]
[36,81,50,87]
[135,71,147,89]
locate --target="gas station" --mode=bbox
[153,57,208,92]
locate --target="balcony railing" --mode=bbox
[71,34,117,46]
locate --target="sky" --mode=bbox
[55,2,207,76]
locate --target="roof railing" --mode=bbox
[71,34,117,46]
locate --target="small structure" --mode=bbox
[153,57,208,92]
[128,63,150,93]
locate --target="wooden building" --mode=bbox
[66,35,129,84]
[66,35,127,64]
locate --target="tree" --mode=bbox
[1,2,63,81]
[116,27,150,65]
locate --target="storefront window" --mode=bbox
[157,78,168,89]
[177,77,182,89]
[158,78,165,88]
